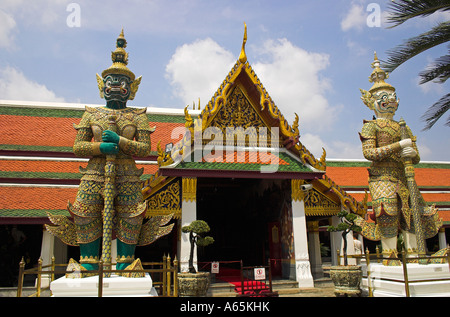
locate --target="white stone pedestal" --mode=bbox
[50,273,158,297]
[362,263,450,297]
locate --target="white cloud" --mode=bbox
[0,9,17,49]
[341,3,366,32]
[301,133,364,160]
[300,133,328,159]
[252,38,336,131]
[0,66,65,102]
[346,39,368,56]
[165,38,235,107]
[0,1,67,33]
[165,37,338,132]
[417,142,432,161]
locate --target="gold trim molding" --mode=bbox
[291,179,305,202]
[182,177,197,202]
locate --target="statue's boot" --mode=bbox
[402,230,419,262]
[116,240,145,277]
[80,238,101,271]
[65,238,100,278]
[381,237,401,266]
[116,239,137,270]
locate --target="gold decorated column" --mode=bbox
[182,177,197,202]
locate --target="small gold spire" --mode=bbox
[118,28,125,39]
[239,22,247,64]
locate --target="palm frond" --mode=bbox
[421,93,450,130]
[387,0,450,28]
[382,22,450,72]
[419,53,450,84]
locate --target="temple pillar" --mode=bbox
[307,221,323,278]
[179,177,197,272]
[342,229,356,265]
[39,227,67,287]
[439,227,447,250]
[330,216,341,266]
[291,179,314,288]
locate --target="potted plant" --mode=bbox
[178,220,214,297]
[327,210,363,297]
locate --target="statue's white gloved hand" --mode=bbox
[401,147,417,158]
[399,138,417,158]
[399,138,412,148]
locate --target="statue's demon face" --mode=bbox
[103,74,132,104]
[372,89,398,116]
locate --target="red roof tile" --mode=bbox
[0,159,159,178]
[1,114,185,153]
[326,165,450,188]
[1,115,78,147]
[0,187,78,211]
[148,121,185,152]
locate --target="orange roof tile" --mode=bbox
[0,159,82,174]
[439,210,450,223]
[326,165,450,188]
[326,166,369,186]
[149,121,185,152]
[415,168,450,187]
[0,187,78,210]
[1,115,78,147]
[1,114,185,153]
[0,159,159,178]
[202,151,290,165]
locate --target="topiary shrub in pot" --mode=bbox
[327,210,363,297]
[178,220,214,297]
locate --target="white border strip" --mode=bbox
[0,100,200,117]
[0,155,158,164]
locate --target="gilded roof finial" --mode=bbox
[239,22,247,64]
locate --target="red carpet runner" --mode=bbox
[216,268,269,295]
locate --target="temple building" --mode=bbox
[0,31,449,288]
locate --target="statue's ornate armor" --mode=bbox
[70,106,151,245]
[359,118,419,238]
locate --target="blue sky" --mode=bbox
[0,0,449,161]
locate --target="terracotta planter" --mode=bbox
[177,272,210,297]
[329,265,362,297]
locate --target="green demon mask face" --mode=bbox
[103,74,132,108]
[372,89,399,117]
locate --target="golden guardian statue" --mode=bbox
[356,53,442,264]
[46,30,173,277]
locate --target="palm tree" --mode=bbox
[382,0,450,130]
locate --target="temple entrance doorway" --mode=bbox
[196,177,289,272]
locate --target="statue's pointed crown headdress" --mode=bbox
[368,52,394,94]
[97,29,141,100]
[360,52,395,110]
[101,28,136,81]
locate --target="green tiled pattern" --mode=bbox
[177,151,313,173]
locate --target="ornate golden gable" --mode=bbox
[160,24,326,171]
[305,189,340,216]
